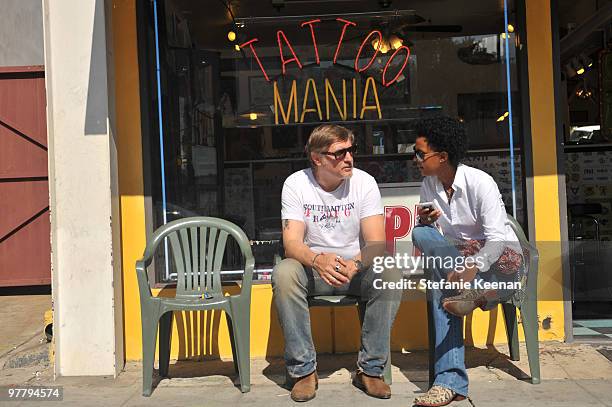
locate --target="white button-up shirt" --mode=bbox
[419,163,521,272]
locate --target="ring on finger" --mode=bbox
[335,264,340,272]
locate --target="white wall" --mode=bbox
[43,0,123,376]
[0,0,44,67]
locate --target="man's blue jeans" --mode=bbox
[412,224,518,397]
[272,258,401,379]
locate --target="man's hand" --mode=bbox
[417,206,441,225]
[313,253,350,287]
[447,263,479,284]
[342,259,361,281]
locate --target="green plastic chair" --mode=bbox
[136,217,254,396]
[426,214,541,385]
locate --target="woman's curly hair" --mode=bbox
[415,116,468,168]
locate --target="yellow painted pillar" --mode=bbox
[112,0,147,361]
[525,0,566,340]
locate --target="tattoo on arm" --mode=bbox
[283,219,290,230]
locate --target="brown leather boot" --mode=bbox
[442,289,488,317]
[290,371,318,402]
[352,370,391,399]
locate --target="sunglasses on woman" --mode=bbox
[321,145,358,160]
[414,149,439,162]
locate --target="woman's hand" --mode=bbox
[418,206,442,225]
[313,253,350,287]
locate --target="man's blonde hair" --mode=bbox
[306,124,355,166]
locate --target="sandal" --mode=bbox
[413,385,466,407]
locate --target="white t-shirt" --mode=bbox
[281,168,383,260]
[420,163,522,272]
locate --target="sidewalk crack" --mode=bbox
[119,386,141,407]
[572,379,612,407]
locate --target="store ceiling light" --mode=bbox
[507,24,515,33]
[580,53,593,68]
[565,56,587,78]
[388,34,403,49]
[240,111,260,120]
[371,30,405,54]
[565,54,593,78]
[226,17,246,50]
[239,106,268,121]
[496,111,509,122]
[573,57,585,75]
[371,37,391,54]
[575,84,593,99]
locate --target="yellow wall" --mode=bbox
[114,0,565,361]
[112,0,148,361]
[139,286,528,361]
[525,0,566,341]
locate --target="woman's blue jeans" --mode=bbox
[412,224,518,397]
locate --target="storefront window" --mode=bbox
[139,0,525,283]
[560,18,612,316]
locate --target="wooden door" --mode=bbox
[0,66,50,287]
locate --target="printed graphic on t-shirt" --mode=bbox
[303,202,355,231]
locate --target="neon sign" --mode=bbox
[239,18,411,124]
[273,76,382,124]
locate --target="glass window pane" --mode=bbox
[140,0,525,283]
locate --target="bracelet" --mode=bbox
[312,253,322,269]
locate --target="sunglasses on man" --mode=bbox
[321,145,358,160]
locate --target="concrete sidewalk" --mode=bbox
[0,294,51,375]
[2,341,612,406]
[0,295,50,358]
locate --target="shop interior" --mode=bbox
[137,0,525,283]
[557,0,612,329]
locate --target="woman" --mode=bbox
[411,117,525,406]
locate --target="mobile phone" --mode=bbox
[416,202,436,212]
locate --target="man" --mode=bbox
[272,124,401,402]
